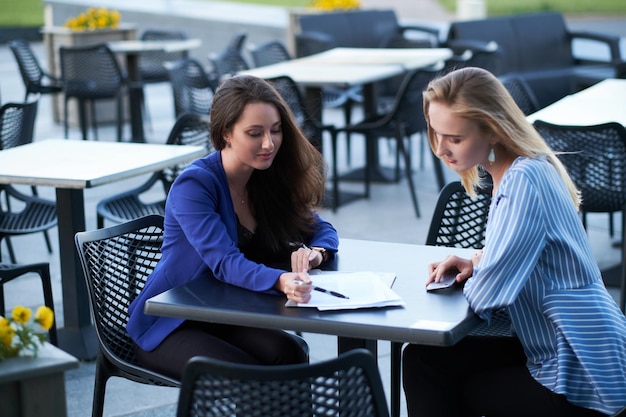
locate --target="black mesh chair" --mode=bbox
[501,75,540,116]
[96,113,212,228]
[139,29,189,84]
[176,348,390,417]
[59,43,126,141]
[208,46,250,79]
[8,38,63,101]
[74,215,180,417]
[329,68,442,217]
[0,262,57,346]
[0,100,57,263]
[533,120,626,310]
[266,75,336,153]
[166,58,217,117]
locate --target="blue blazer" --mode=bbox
[127,151,339,351]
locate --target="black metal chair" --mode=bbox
[533,120,626,311]
[0,262,58,346]
[266,75,336,153]
[96,113,212,228]
[74,215,180,417]
[208,46,250,79]
[329,68,442,217]
[176,348,390,417]
[501,75,541,116]
[0,100,56,263]
[8,38,63,101]
[59,43,126,141]
[166,58,217,118]
[250,39,362,165]
[137,29,189,129]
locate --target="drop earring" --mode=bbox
[488,147,495,165]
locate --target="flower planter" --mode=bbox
[41,24,137,127]
[0,343,79,417]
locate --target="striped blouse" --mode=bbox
[464,156,626,415]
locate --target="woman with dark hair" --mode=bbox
[402,67,626,416]
[127,75,338,379]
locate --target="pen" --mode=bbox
[294,279,350,299]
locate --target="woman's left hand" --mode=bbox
[291,246,323,273]
[427,254,474,286]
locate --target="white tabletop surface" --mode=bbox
[0,139,207,189]
[527,78,626,126]
[242,47,452,88]
[107,38,202,53]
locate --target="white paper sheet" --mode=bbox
[286,271,403,311]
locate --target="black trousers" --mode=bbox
[402,336,608,417]
[135,320,308,380]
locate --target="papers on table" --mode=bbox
[286,271,403,311]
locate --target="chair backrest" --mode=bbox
[59,43,124,99]
[74,215,165,366]
[266,75,323,151]
[533,120,626,214]
[139,29,188,84]
[426,181,492,249]
[249,40,292,68]
[501,75,540,115]
[166,58,217,117]
[0,100,38,150]
[385,67,440,138]
[8,39,47,95]
[176,348,390,417]
[160,113,213,192]
[227,30,247,52]
[208,47,250,78]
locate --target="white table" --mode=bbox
[527,78,626,126]
[0,139,207,360]
[108,39,202,142]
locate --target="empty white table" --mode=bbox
[0,139,207,359]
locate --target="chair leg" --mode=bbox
[29,186,53,254]
[90,100,99,141]
[331,130,340,212]
[64,97,70,139]
[35,263,58,346]
[92,355,110,417]
[78,99,89,141]
[343,100,353,167]
[116,94,124,142]
[397,134,420,218]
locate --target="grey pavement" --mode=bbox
[0,1,624,416]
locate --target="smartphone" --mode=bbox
[426,271,458,291]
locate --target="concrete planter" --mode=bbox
[0,343,79,417]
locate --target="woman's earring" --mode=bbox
[488,147,495,165]
[226,142,232,148]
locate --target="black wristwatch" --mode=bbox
[311,247,327,263]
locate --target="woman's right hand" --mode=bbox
[276,272,313,303]
[427,255,474,286]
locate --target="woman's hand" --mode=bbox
[427,254,474,286]
[290,246,323,273]
[277,272,313,303]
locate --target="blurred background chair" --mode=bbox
[329,67,442,217]
[176,348,390,417]
[0,262,57,346]
[137,29,188,129]
[96,113,212,228]
[59,43,126,141]
[0,99,56,262]
[533,120,626,311]
[75,215,180,417]
[501,75,541,115]
[166,58,217,118]
[9,38,63,102]
[208,45,250,79]
[250,39,361,165]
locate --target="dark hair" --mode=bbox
[210,75,327,256]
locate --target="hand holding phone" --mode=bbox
[426,271,458,291]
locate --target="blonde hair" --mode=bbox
[423,67,580,208]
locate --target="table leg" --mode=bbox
[55,188,98,361]
[123,53,146,143]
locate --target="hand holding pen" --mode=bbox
[294,279,350,299]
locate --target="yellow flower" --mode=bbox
[63,7,122,31]
[310,0,361,10]
[12,305,31,325]
[35,306,54,331]
[0,323,15,348]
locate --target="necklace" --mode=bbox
[228,183,246,205]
